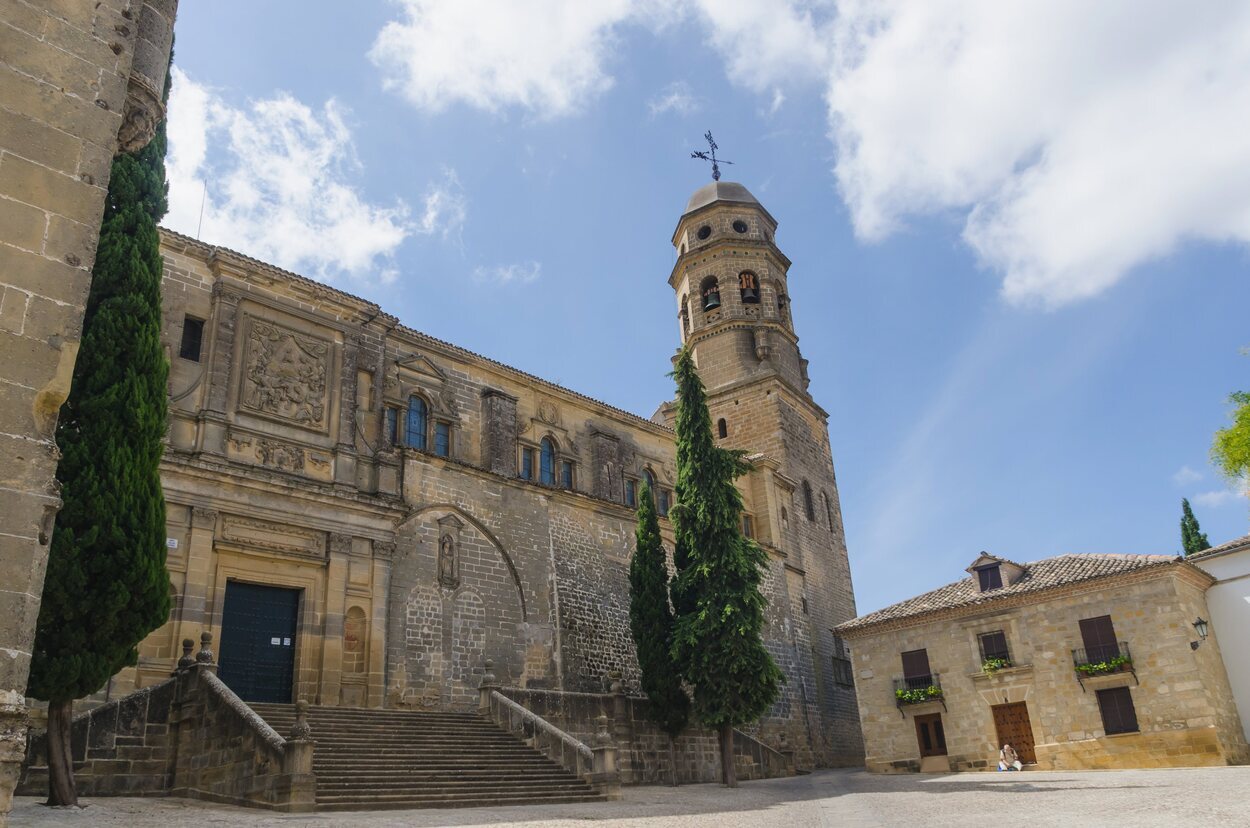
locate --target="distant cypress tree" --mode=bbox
[668,347,782,787]
[628,480,690,784]
[26,61,173,807]
[1180,498,1211,557]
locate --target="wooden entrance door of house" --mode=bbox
[218,581,301,703]
[914,713,948,757]
[992,702,1037,763]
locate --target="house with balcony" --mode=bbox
[835,552,1249,772]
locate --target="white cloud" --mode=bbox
[826,1,1250,307]
[1194,488,1239,509]
[1173,465,1203,486]
[417,168,467,242]
[164,68,412,283]
[473,262,542,285]
[370,0,682,119]
[648,81,699,117]
[688,0,830,92]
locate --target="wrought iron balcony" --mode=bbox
[893,673,944,706]
[1072,641,1135,691]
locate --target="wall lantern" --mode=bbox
[1190,617,1210,651]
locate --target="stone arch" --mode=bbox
[403,503,527,620]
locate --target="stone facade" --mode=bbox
[95,180,862,769]
[0,1,176,822]
[1190,535,1250,742]
[836,553,1249,772]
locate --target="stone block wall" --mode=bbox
[845,565,1249,772]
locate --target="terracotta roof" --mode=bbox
[1187,534,1250,562]
[836,553,1180,634]
[158,227,674,436]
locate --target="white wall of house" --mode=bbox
[1194,541,1250,743]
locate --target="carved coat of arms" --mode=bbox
[242,320,330,428]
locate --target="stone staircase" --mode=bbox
[250,703,607,811]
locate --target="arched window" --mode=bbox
[717,418,728,439]
[540,437,556,486]
[739,271,759,304]
[802,480,815,522]
[680,295,690,337]
[701,276,721,312]
[642,468,657,505]
[406,395,427,450]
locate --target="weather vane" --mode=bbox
[691,130,734,181]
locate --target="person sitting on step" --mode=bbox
[998,743,1023,771]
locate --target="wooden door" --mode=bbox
[914,713,947,757]
[991,702,1036,764]
[219,581,301,703]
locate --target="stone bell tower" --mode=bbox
[665,180,863,765]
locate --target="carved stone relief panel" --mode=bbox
[220,515,327,560]
[226,429,334,482]
[240,317,331,431]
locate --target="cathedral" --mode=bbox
[129,179,863,767]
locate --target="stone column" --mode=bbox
[199,283,241,457]
[368,541,394,707]
[320,533,352,705]
[173,507,218,650]
[333,336,359,490]
[480,389,518,477]
[0,2,179,819]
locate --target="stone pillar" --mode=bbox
[589,714,622,800]
[320,533,352,705]
[0,4,178,816]
[333,336,359,490]
[174,507,218,650]
[199,283,240,457]
[480,389,518,476]
[478,659,498,713]
[368,541,394,708]
[280,700,316,813]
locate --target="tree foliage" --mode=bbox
[1180,498,1211,557]
[628,481,690,738]
[27,76,172,706]
[1212,390,1250,496]
[668,347,782,735]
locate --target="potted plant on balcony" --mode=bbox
[982,657,1012,676]
[895,684,943,704]
[1075,654,1131,676]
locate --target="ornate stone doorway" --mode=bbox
[218,581,301,703]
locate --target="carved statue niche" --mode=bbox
[436,514,464,589]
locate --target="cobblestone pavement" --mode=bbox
[10,767,1250,827]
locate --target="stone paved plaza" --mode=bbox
[11,767,1250,827]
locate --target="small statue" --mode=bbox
[438,533,458,587]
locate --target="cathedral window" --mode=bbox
[739,271,760,304]
[540,437,557,486]
[642,468,657,502]
[434,421,451,457]
[658,488,670,517]
[701,277,721,312]
[406,396,428,450]
[521,447,535,480]
[717,418,728,439]
[802,480,815,521]
[625,478,637,508]
[561,459,574,489]
[179,316,204,361]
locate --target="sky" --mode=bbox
[164,0,1250,616]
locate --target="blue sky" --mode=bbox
[164,1,1250,615]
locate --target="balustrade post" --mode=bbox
[588,713,621,800]
[281,700,316,812]
[478,658,497,713]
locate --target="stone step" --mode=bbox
[314,771,575,783]
[316,793,606,812]
[314,761,562,772]
[317,780,593,793]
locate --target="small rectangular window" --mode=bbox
[901,649,931,681]
[434,422,450,457]
[979,630,1010,663]
[384,408,399,447]
[179,316,204,361]
[658,489,670,516]
[625,478,637,508]
[741,514,754,538]
[833,635,854,686]
[521,448,534,480]
[1096,686,1139,735]
[561,460,574,489]
[977,565,1003,591]
[1080,615,1119,663]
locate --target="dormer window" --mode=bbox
[977,564,1003,591]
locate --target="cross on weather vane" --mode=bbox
[691,130,734,182]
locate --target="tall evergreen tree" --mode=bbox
[628,480,691,784]
[26,62,173,807]
[668,347,783,787]
[1180,498,1211,557]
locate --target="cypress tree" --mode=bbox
[1180,498,1211,557]
[668,347,783,787]
[628,480,691,784]
[26,63,173,807]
